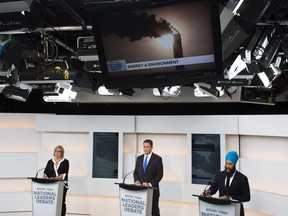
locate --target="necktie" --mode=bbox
[225,175,230,196]
[143,156,148,172]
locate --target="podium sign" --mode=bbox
[194,195,241,216]
[30,178,64,216]
[117,183,153,216]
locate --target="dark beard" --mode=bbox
[225,166,236,177]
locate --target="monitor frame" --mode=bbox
[91,0,223,89]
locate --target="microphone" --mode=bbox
[35,167,45,178]
[123,169,135,184]
[202,181,212,196]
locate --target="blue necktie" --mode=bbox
[143,156,148,172]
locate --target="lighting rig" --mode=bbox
[0,0,288,104]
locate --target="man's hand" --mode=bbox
[201,189,211,196]
[134,181,141,186]
[219,195,230,200]
[142,182,150,187]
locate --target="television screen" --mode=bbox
[91,0,223,89]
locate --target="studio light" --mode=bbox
[224,25,283,83]
[96,86,134,97]
[243,26,282,70]
[153,86,181,97]
[257,57,282,88]
[43,83,77,102]
[0,82,32,102]
[97,86,122,96]
[0,63,17,85]
[194,83,224,99]
[224,54,247,80]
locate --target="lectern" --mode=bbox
[116,183,154,216]
[193,195,241,216]
[29,178,64,216]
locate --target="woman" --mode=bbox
[44,145,69,216]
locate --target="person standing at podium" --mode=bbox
[134,139,164,216]
[203,151,250,216]
[43,145,69,216]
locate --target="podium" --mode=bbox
[116,183,154,216]
[193,195,241,216]
[29,178,64,216]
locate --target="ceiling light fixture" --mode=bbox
[43,83,77,102]
[153,86,181,97]
[194,83,224,99]
[97,86,122,96]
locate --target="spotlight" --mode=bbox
[153,86,181,97]
[97,86,134,97]
[257,57,282,88]
[194,83,224,99]
[224,54,247,80]
[43,83,77,102]
[243,26,264,64]
[97,86,122,96]
[0,82,32,102]
[0,64,18,85]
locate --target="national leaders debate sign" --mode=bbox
[31,178,64,216]
[119,184,153,216]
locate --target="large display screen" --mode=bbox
[92,0,223,89]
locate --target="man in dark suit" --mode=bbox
[133,139,164,216]
[204,151,250,216]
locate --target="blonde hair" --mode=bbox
[54,145,65,157]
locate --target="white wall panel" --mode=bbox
[0,178,31,192]
[40,132,89,152]
[162,155,187,182]
[123,153,137,183]
[0,213,32,216]
[160,182,204,202]
[68,177,89,195]
[66,152,91,177]
[0,128,40,152]
[240,135,288,163]
[245,190,288,216]
[86,178,119,196]
[66,195,90,215]
[135,116,239,134]
[0,192,31,212]
[89,196,119,216]
[240,158,288,196]
[123,133,137,153]
[36,114,135,132]
[0,153,38,178]
[225,134,240,153]
[239,115,288,136]
[0,113,35,128]
[37,152,53,171]
[160,201,198,216]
